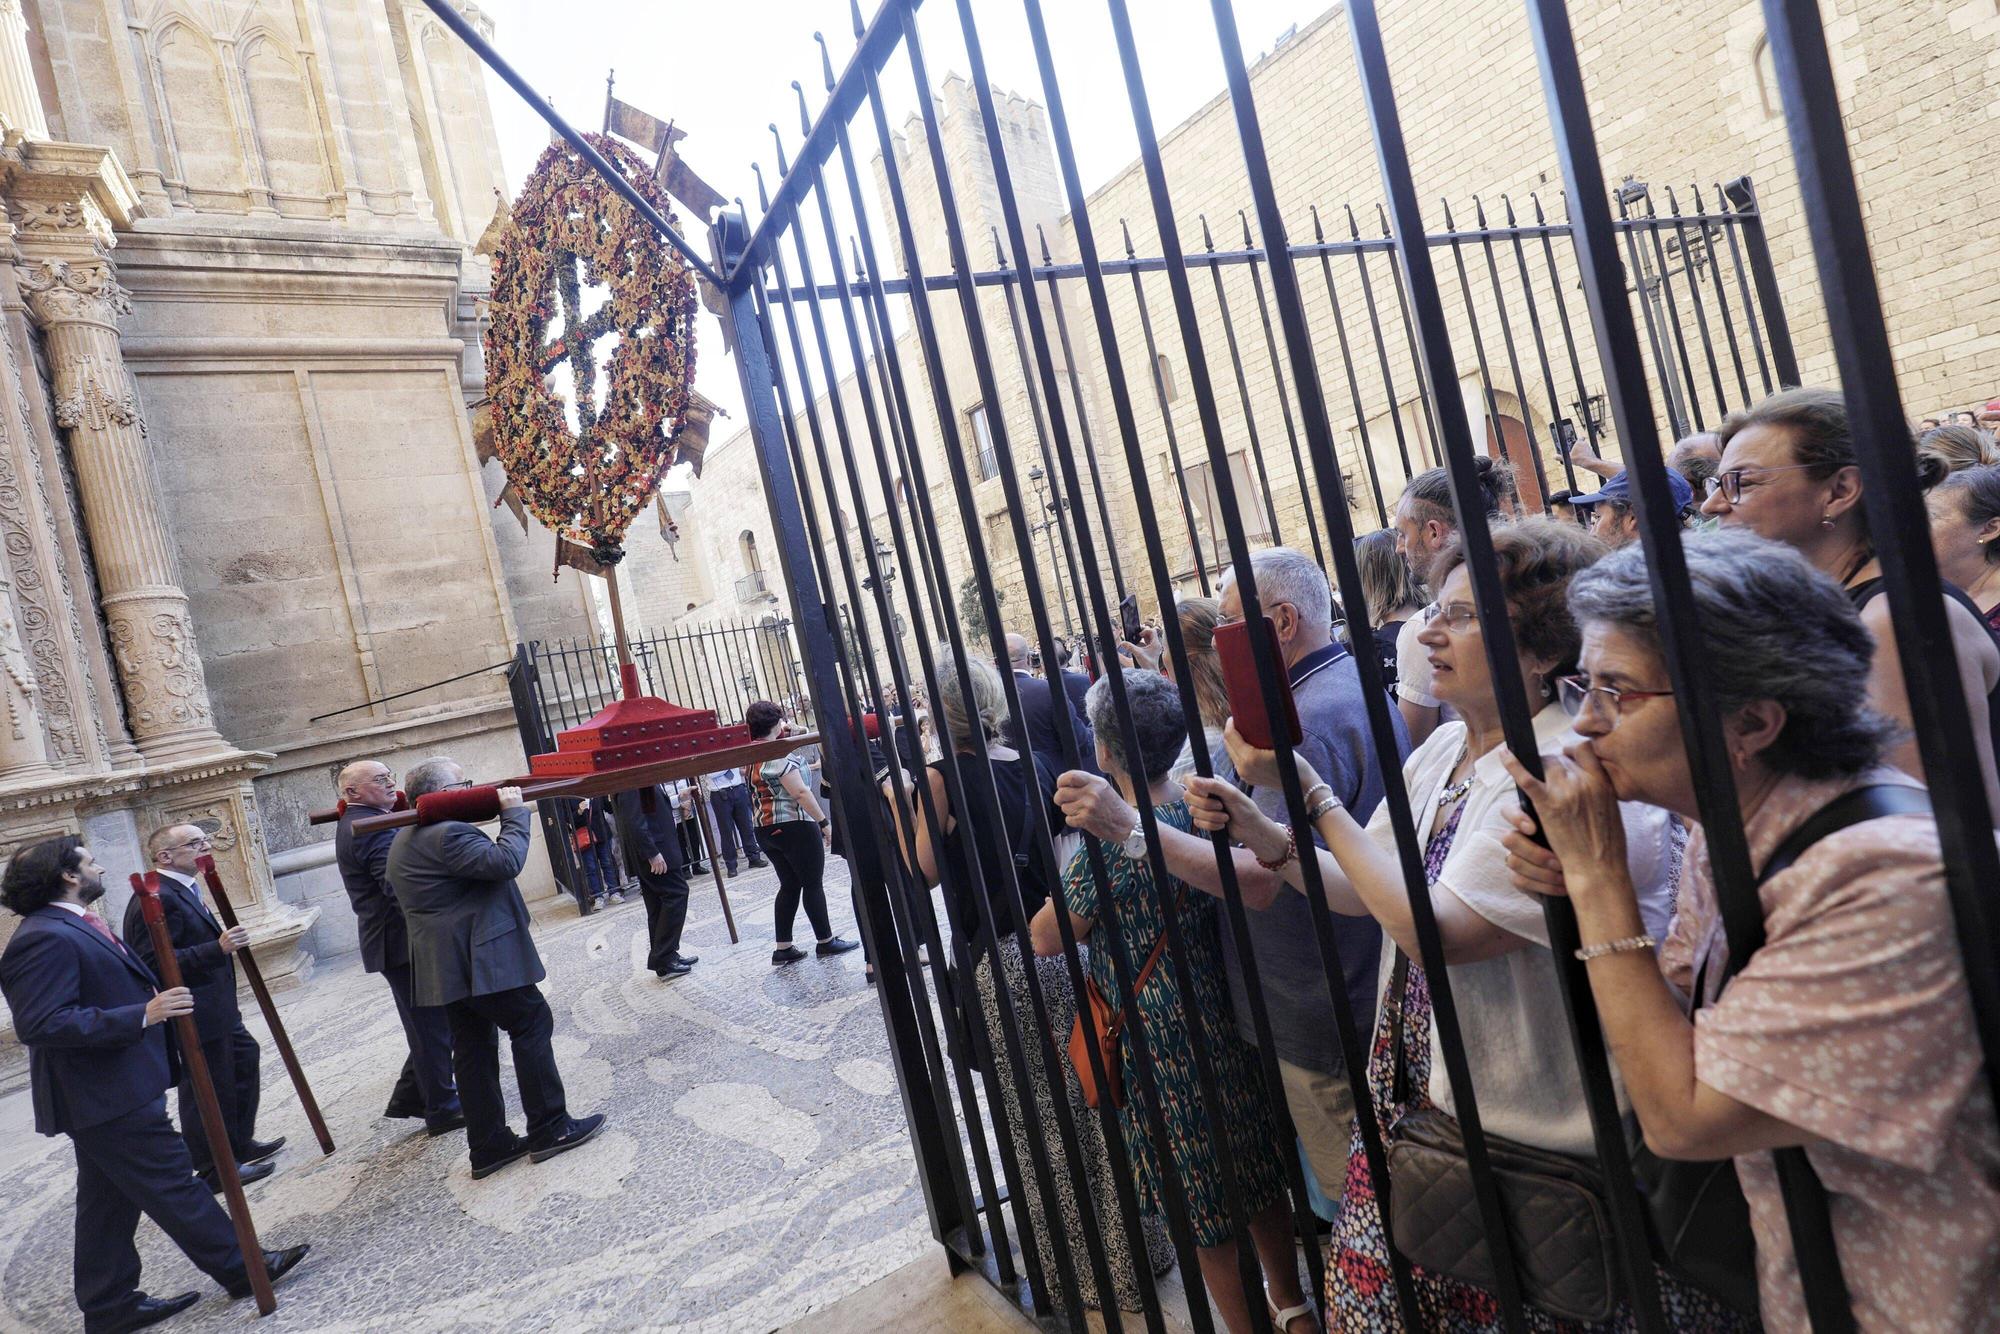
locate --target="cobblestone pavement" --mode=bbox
[0,859,933,1333]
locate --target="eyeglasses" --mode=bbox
[1556,674,1674,728]
[164,835,212,854]
[441,780,474,792]
[1422,602,1479,632]
[1704,463,1818,503]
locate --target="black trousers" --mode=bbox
[757,820,830,943]
[675,815,705,866]
[639,866,691,972]
[445,984,569,1162]
[711,785,758,869]
[70,1095,244,1331]
[381,961,459,1119]
[177,1021,260,1175]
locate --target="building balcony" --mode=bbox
[736,569,776,602]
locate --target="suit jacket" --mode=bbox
[1003,670,1096,773]
[613,784,683,879]
[1059,669,1092,717]
[122,872,238,1040]
[388,807,542,1007]
[335,805,405,974]
[0,907,173,1136]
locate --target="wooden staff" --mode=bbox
[688,786,738,943]
[195,855,334,1155]
[131,872,276,1316]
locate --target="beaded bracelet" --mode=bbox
[1255,825,1298,872]
[1573,934,1656,962]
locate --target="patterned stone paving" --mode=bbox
[0,859,934,1333]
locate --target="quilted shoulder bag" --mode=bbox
[1383,955,1619,1324]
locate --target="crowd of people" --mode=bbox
[853,385,1998,1333]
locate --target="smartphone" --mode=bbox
[1214,616,1303,750]
[1119,593,1143,645]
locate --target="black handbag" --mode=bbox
[1632,782,1930,1317]
[1383,955,1620,1323]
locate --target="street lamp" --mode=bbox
[1616,175,1691,439]
[1026,465,1075,638]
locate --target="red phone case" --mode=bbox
[1214,617,1302,750]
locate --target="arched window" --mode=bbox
[1157,353,1180,403]
[1753,36,1780,120]
[739,529,762,573]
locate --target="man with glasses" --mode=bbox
[1568,467,1693,549]
[124,823,284,1192]
[335,760,463,1136]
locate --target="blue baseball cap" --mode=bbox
[1570,468,1693,513]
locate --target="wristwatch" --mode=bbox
[1119,820,1147,860]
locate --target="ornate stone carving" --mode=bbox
[0,335,84,763]
[14,199,89,232]
[106,604,215,736]
[51,355,140,431]
[19,260,130,326]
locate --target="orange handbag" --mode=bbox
[1068,883,1184,1110]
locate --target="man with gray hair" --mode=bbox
[1001,631,1094,773]
[388,757,605,1179]
[1055,545,1406,1210]
[334,758,461,1135]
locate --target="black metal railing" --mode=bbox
[432,1,2000,1331]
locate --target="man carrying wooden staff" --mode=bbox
[124,825,284,1192]
[0,836,308,1332]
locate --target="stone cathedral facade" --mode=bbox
[0,0,591,1056]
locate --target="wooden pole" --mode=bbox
[131,871,276,1316]
[196,856,334,1155]
[689,787,738,943]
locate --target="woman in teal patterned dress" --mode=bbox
[1031,670,1312,1334]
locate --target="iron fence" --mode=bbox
[431,1,2000,1331]
[504,620,811,909]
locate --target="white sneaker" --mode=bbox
[608,891,626,905]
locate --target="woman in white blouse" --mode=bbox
[1186,518,1734,1331]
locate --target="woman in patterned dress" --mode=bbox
[1502,532,2000,1332]
[1189,519,1748,1332]
[881,655,1172,1314]
[1032,669,1309,1334]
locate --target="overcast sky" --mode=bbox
[469,0,1334,467]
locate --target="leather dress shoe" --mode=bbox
[103,1290,198,1332]
[225,1244,309,1299]
[654,957,693,979]
[240,1137,285,1164]
[527,1112,606,1163]
[202,1159,274,1193]
[815,936,861,956]
[383,1098,425,1120]
[424,1108,467,1136]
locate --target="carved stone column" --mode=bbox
[21,258,229,762]
[0,0,48,140]
[0,561,51,781]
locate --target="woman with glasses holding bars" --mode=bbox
[1186,518,1748,1331]
[1700,386,2000,820]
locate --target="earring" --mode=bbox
[1820,516,1835,529]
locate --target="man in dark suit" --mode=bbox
[1001,632,1095,772]
[1051,640,1092,717]
[612,783,696,978]
[2,835,307,1332]
[124,824,282,1192]
[387,758,606,1180]
[334,759,462,1136]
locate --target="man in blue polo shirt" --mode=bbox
[1054,546,1407,1209]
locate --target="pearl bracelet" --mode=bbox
[1573,934,1656,962]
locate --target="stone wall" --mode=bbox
[691,0,2000,640]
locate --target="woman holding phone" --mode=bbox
[1184,520,1741,1330]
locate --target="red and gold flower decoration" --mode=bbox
[484,133,698,557]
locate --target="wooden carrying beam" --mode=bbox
[344,732,821,836]
[131,872,276,1316]
[196,856,334,1155]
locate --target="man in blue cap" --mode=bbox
[1569,465,1693,547]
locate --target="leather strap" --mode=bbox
[1754,782,1931,886]
[1107,872,1189,1038]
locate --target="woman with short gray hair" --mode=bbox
[884,654,1170,1314]
[1503,531,1999,1330]
[1031,670,1308,1334]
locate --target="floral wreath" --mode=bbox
[484,133,698,557]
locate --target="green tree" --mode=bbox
[958,575,1005,647]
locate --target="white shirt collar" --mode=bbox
[1470,702,1575,787]
[53,900,87,917]
[157,869,200,892]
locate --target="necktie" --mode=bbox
[83,911,129,956]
